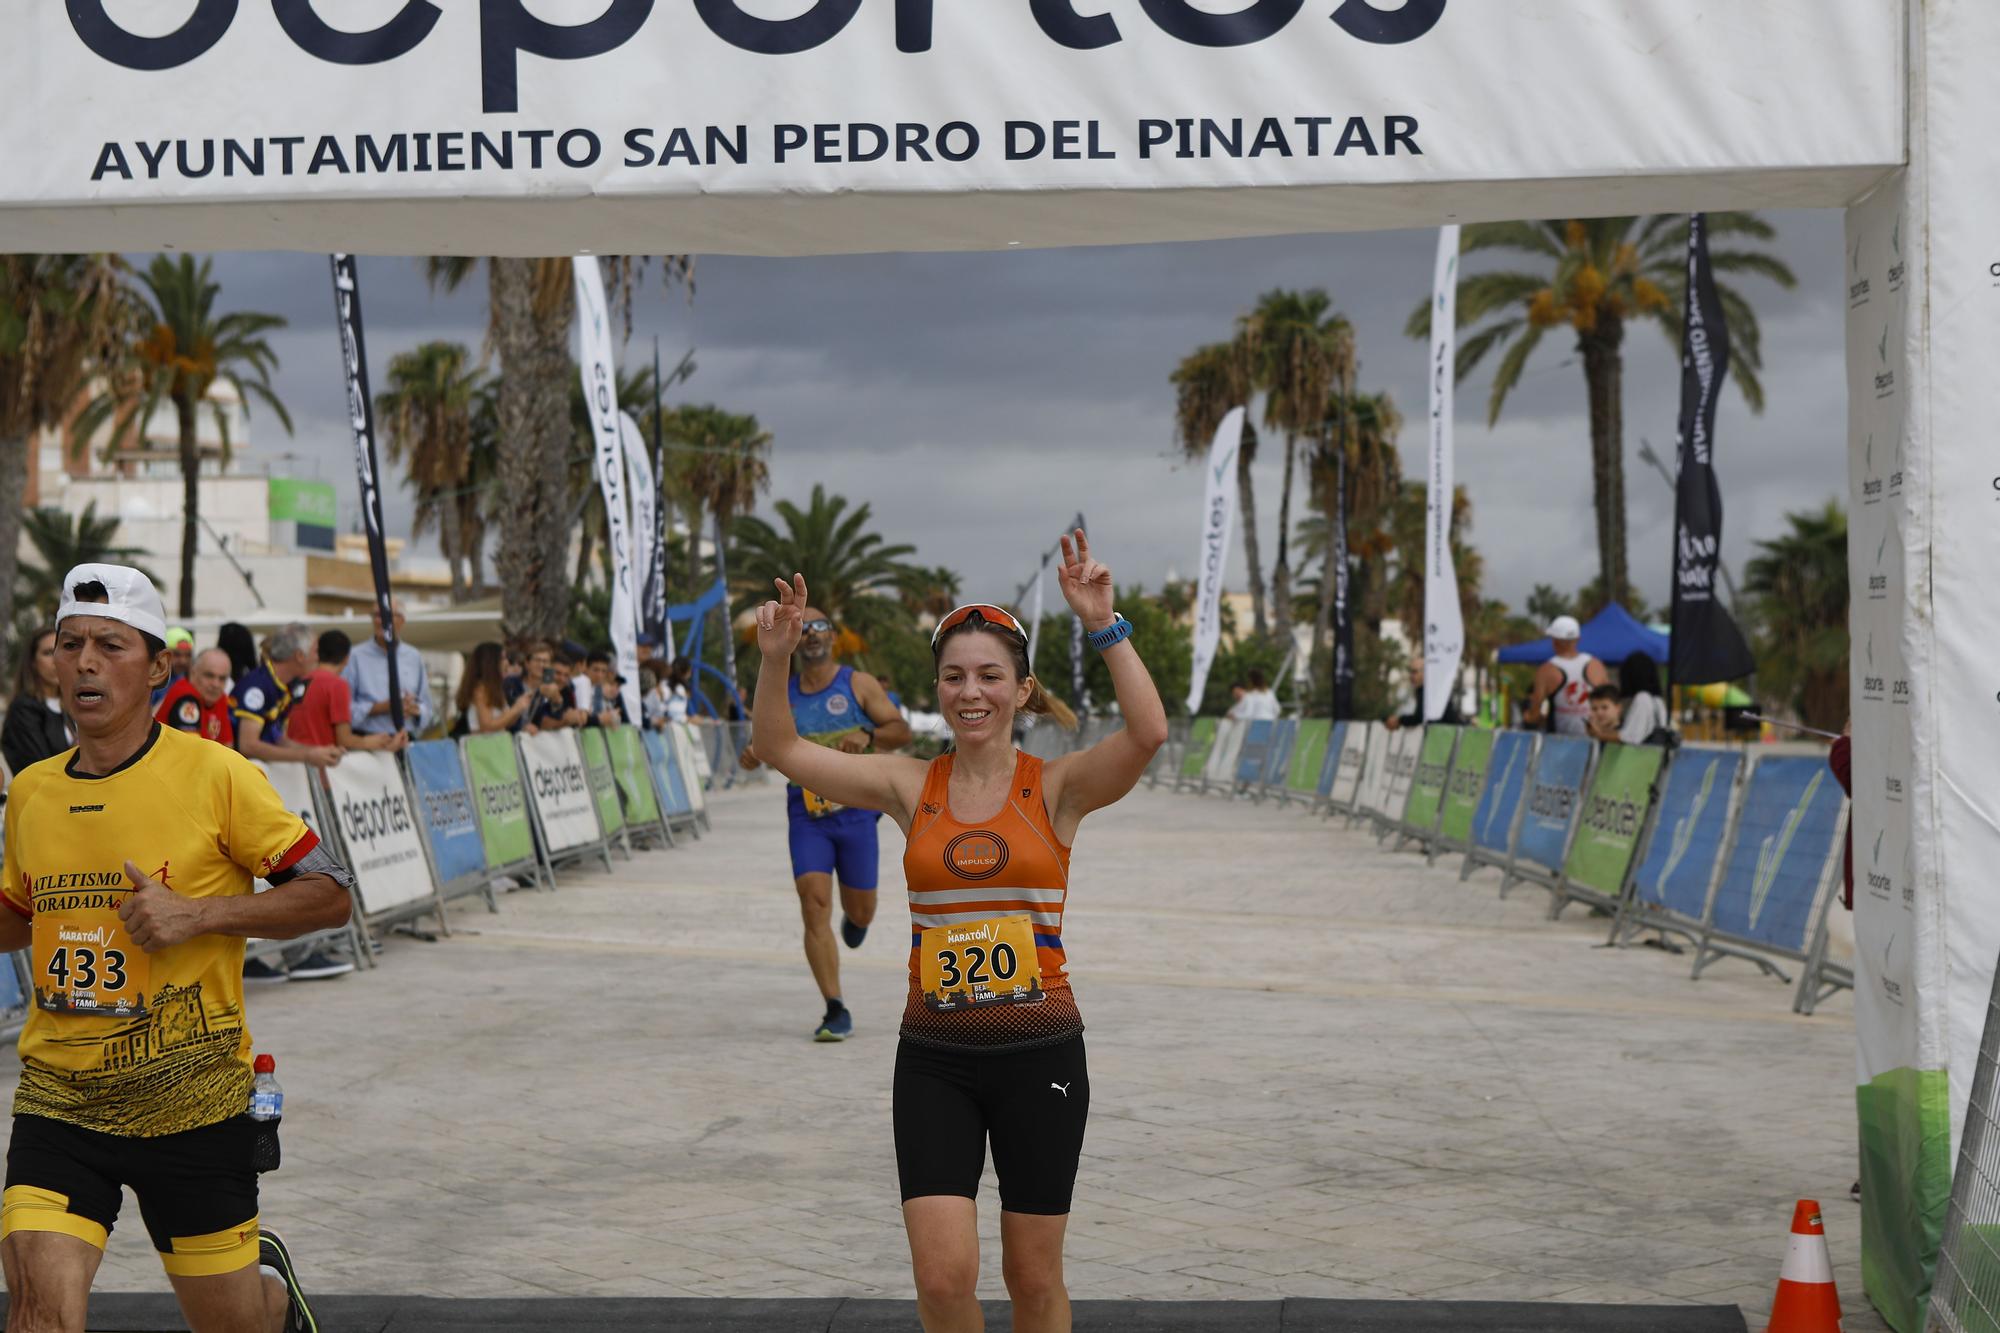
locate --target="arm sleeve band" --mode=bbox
[265,840,355,891]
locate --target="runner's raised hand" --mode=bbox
[757,573,809,658]
[1057,530,1114,630]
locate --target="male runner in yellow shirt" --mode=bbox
[0,565,355,1333]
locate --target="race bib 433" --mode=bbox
[33,903,149,1018]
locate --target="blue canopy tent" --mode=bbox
[1496,604,1668,666]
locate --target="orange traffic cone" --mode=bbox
[1765,1199,1843,1332]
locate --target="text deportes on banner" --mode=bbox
[404,740,488,888]
[572,258,643,730]
[518,730,601,855]
[1423,225,1464,722]
[1186,406,1245,715]
[323,750,432,914]
[463,733,535,869]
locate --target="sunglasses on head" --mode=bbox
[931,604,1028,650]
[801,618,834,634]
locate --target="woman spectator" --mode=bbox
[665,655,695,724]
[456,640,532,735]
[2,628,71,776]
[1617,651,1673,745]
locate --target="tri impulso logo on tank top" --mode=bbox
[945,831,1010,881]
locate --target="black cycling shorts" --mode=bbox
[2,1114,261,1276]
[894,1035,1088,1216]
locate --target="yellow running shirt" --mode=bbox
[1,725,317,1137]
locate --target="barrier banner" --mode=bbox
[1180,718,1219,781]
[671,722,709,812]
[1287,720,1332,796]
[1331,721,1370,808]
[1262,719,1299,787]
[579,728,627,838]
[463,734,535,869]
[1317,721,1349,799]
[1708,757,1844,953]
[1437,727,1496,847]
[643,729,693,818]
[1380,726,1421,820]
[606,727,663,828]
[1234,720,1276,787]
[405,741,488,889]
[251,761,325,843]
[1634,748,1742,921]
[519,730,601,854]
[1472,731,1535,856]
[1562,744,1665,902]
[1402,726,1457,832]
[1187,408,1243,715]
[1206,718,1246,788]
[1355,723,1394,817]
[1423,226,1465,721]
[323,750,434,914]
[1514,736,1592,874]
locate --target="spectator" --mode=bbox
[1227,669,1280,721]
[639,662,671,730]
[457,640,532,735]
[1616,652,1673,745]
[344,598,434,738]
[1523,615,1609,735]
[583,650,626,728]
[151,626,196,707]
[527,652,589,732]
[1585,684,1624,744]
[1385,658,1463,731]
[291,630,407,753]
[232,622,341,769]
[665,655,695,724]
[216,620,258,684]
[155,647,236,746]
[2,628,70,776]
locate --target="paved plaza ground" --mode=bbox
[53,776,1881,1329]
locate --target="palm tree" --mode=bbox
[17,503,153,623]
[0,254,128,653]
[77,255,291,618]
[377,341,484,602]
[733,485,928,645]
[662,404,773,687]
[1385,481,1485,647]
[463,380,501,595]
[1407,215,1796,610]
[1170,339,1265,640]
[1245,289,1354,647]
[425,256,692,638]
[1743,500,1848,732]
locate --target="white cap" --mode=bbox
[1545,615,1582,641]
[57,564,168,644]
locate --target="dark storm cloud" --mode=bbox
[211,208,1846,617]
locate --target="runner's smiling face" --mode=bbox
[56,615,168,735]
[936,629,1031,745]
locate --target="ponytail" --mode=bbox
[1024,677,1078,732]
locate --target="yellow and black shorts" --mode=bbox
[2,1113,260,1276]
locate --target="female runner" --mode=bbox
[752,531,1167,1333]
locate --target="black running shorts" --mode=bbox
[893,1035,1088,1215]
[3,1113,261,1276]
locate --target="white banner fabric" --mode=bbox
[621,409,667,664]
[1331,721,1372,809]
[1,7,1902,255]
[1204,718,1246,788]
[250,761,323,844]
[574,259,642,729]
[1354,722,1393,819]
[671,724,709,815]
[519,731,602,855]
[1187,406,1245,715]
[323,751,434,915]
[1424,227,1465,721]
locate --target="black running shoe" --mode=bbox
[840,916,868,950]
[259,1230,318,1333]
[286,952,355,981]
[243,958,289,984]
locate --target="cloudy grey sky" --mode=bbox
[215,208,1847,614]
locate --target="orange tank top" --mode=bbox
[900,750,1083,1050]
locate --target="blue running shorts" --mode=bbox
[788,809,881,890]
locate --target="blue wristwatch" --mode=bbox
[1087,614,1133,652]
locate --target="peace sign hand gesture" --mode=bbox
[1057,529,1115,632]
[757,573,809,659]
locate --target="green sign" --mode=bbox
[1436,727,1496,845]
[1285,719,1331,793]
[606,727,661,827]
[1400,726,1459,831]
[578,728,626,836]
[1180,717,1218,779]
[268,477,337,526]
[1562,743,1664,898]
[463,733,533,869]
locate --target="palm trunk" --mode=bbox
[1271,431,1297,648]
[1236,418,1268,643]
[440,497,466,603]
[491,259,575,639]
[1311,443,1338,700]
[1579,326,1629,611]
[463,504,487,594]
[177,395,200,617]
[712,509,738,697]
[0,429,29,654]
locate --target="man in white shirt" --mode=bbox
[1227,669,1281,721]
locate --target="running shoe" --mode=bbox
[814,1004,853,1042]
[840,916,868,950]
[286,952,355,981]
[243,958,289,984]
[259,1230,319,1333]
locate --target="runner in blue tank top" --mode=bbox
[741,603,911,1040]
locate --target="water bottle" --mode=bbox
[249,1054,283,1122]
